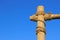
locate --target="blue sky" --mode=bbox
[0,0,60,40]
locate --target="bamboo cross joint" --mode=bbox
[30,6,60,40]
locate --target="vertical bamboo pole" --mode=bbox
[36,6,46,40]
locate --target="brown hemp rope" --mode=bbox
[36,27,46,35]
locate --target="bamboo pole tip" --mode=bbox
[37,6,44,12]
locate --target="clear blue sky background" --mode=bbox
[0,0,60,40]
